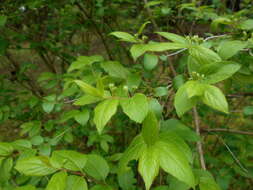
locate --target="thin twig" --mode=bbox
[193,107,206,170]
[166,48,187,57]
[203,128,253,136]
[204,34,228,41]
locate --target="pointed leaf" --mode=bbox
[110,32,138,43]
[101,61,130,79]
[202,85,228,113]
[94,98,119,134]
[156,32,187,44]
[66,175,88,190]
[75,80,103,97]
[46,171,67,190]
[217,41,247,60]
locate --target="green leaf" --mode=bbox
[101,61,130,79]
[189,46,221,65]
[30,135,44,146]
[156,141,195,188]
[94,98,119,134]
[0,15,7,27]
[90,185,113,190]
[174,84,197,117]
[110,32,138,43]
[74,95,102,106]
[149,98,163,119]
[68,55,103,72]
[0,157,13,182]
[144,54,159,70]
[0,142,13,156]
[161,119,199,142]
[119,135,145,172]
[118,170,136,190]
[131,43,185,60]
[138,145,160,190]
[156,32,187,44]
[50,150,87,171]
[75,80,104,97]
[15,156,57,176]
[141,112,159,146]
[202,85,228,113]
[243,106,253,116]
[14,185,36,190]
[239,19,253,30]
[154,87,168,97]
[83,154,109,181]
[200,61,241,84]
[120,93,149,123]
[195,169,221,190]
[46,171,67,190]
[74,109,90,126]
[66,175,88,190]
[42,102,55,113]
[217,41,247,60]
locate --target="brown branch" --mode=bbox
[227,92,253,98]
[193,107,206,170]
[203,128,253,136]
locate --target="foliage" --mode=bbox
[0,0,253,190]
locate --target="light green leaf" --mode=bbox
[144,54,159,70]
[141,112,159,146]
[174,84,197,117]
[50,150,87,171]
[154,87,168,97]
[60,110,80,123]
[239,19,253,30]
[90,185,113,190]
[15,156,57,176]
[74,95,102,106]
[94,98,119,134]
[42,101,55,113]
[14,185,36,190]
[101,61,130,79]
[74,109,90,126]
[202,85,228,113]
[110,32,138,43]
[66,175,88,190]
[201,61,241,84]
[184,81,206,98]
[217,41,247,60]
[156,32,187,44]
[0,142,13,156]
[149,98,163,119]
[68,55,103,72]
[131,43,185,60]
[189,46,221,65]
[30,135,44,146]
[0,157,13,182]
[138,146,160,190]
[243,106,253,116]
[156,141,195,188]
[119,135,145,172]
[120,93,149,123]
[75,80,104,97]
[83,154,109,181]
[46,171,67,190]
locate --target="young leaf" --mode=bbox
[45,171,67,190]
[202,85,228,113]
[138,146,160,190]
[94,98,119,134]
[50,150,87,171]
[0,157,13,182]
[143,53,159,70]
[110,32,138,43]
[217,41,247,60]
[174,84,197,117]
[141,112,159,146]
[74,95,102,106]
[0,142,13,156]
[120,93,149,123]
[117,170,136,190]
[66,175,88,190]
[156,32,187,44]
[101,61,130,79]
[15,156,57,176]
[83,154,109,181]
[238,19,253,30]
[74,109,90,126]
[130,44,147,61]
[68,55,103,72]
[75,80,104,97]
